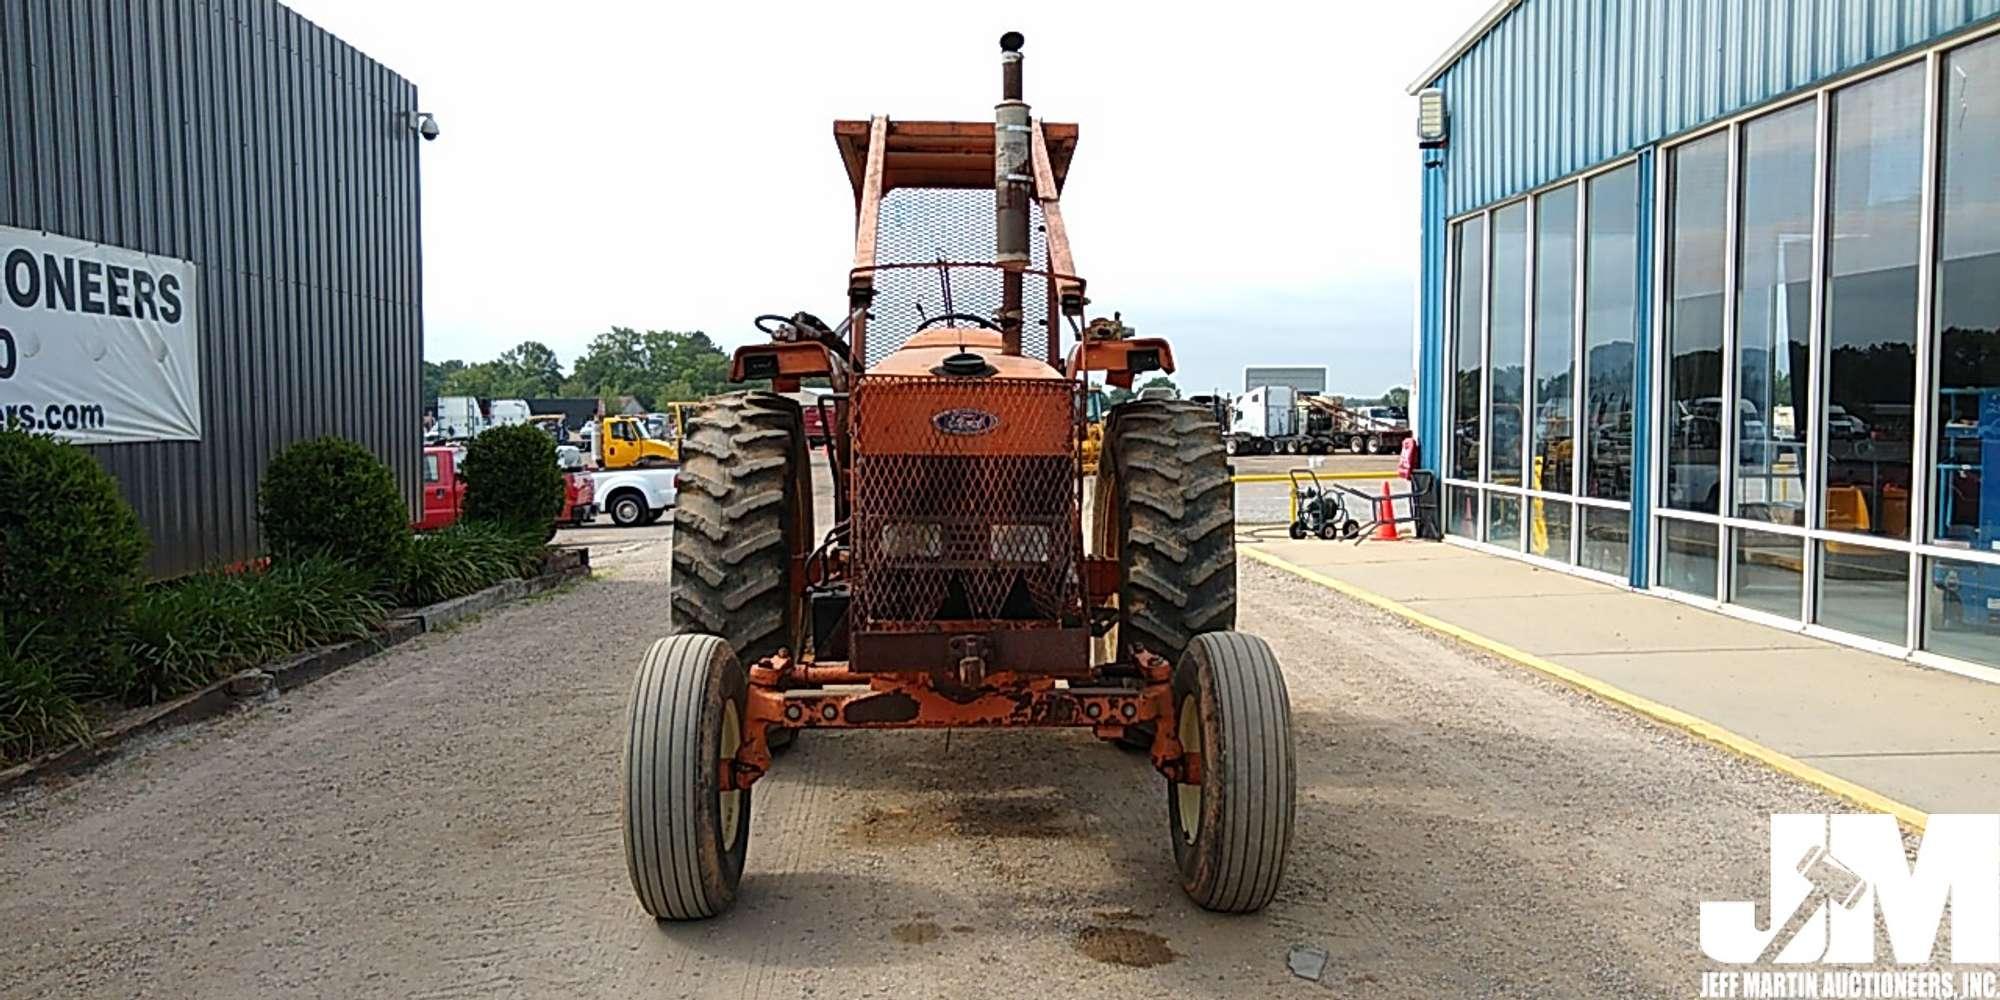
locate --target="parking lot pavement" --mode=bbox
[0,550,1854,998]
[1227,453,1400,478]
[556,518,672,566]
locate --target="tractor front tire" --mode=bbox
[623,634,751,920]
[1167,631,1295,913]
[671,392,814,663]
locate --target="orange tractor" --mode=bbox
[621,33,1294,919]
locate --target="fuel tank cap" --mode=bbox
[934,351,996,377]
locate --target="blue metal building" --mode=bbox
[1410,0,2000,674]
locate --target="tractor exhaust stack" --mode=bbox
[996,31,1031,355]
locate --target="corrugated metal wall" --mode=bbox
[0,0,424,576]
[1433,0,2000,217]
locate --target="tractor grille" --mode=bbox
[850,376,1082,630]
[866,187,1050,367]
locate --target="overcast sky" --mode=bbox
[281,0,1493,397]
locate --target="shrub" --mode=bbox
[0,429,148,675]
[258,437,410,576]
[0,625,89,765]
[394,522,544,607]
[460,424,563,534]
[121,558,386,703]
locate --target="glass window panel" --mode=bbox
[1485,493,1522,549]
[1584,164,1640,502]
[1933,37,2000,547]
[1659,519,1719,597]
[1446,485,1480,538]
[1733,104,1816,525]
[1451,217,1487,481]
[1925,556,2000,668]
[1532,185,1579,495]
[1822,66,1924,540]
[1528,499,1573,562]
[1665,133,1730,513]
[1581,505,1631,577]
[1817,540,1911,645]
[1488,203,1529,486]
[1730,527,1804,620]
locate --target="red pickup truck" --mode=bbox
[416,445,597,532]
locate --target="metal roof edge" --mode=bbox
[1405,0,1526,94]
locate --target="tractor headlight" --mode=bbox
[881,523,943,559]
[990,524,1051,563]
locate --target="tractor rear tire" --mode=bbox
[1167,631,1295,913]
[1097,399,1237,663]
[1095,399,1236,752]
[670,392,814,664]
[623,634,751,920]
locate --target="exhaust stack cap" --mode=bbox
[999,31,1024,53]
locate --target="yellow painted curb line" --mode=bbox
[1240,545,1930,833]
[1229,471,1394,484]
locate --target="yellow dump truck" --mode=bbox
[595,414,678,469]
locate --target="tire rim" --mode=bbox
[617,499,640,523]
[720,701,743,844]
[1175,692,1202,844]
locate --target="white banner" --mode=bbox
[0,225,201,444]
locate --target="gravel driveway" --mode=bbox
[0,539,1848,998]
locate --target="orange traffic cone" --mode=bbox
[1374,482,1399,541]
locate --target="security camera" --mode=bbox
[409,111,440,141]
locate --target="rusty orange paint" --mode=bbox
[1084,556,1120,603]
[1064,337,1177,383]
[729,341,848,384]
[851,364,1076,458]
[865,330,1061,379]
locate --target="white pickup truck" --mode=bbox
[592,467,678,527]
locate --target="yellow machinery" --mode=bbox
[597,414,678,469]
[642,402,698,445]
[1080,386,1108,474]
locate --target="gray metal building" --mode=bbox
[0,0,424,576]
[1243,365,1328,395]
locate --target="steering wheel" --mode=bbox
[915,312,1001,332]
[754,314,793,335]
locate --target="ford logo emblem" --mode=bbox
[932,408,1001,436]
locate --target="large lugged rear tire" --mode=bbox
[623,634,751,920]
[1095,399,1237,663]
[671,392,813,663]
[1167,631,1295,913]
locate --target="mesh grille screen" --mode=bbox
[866,187,1049,366]
[850,376,1082,629]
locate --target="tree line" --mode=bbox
[423,328,739,411]
[423,329,1415,415]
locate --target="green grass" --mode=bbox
[2,523,549,766]
[395,522,544,608]
[119,558,388,705]
[0,628,91,765]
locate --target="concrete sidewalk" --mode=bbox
[1243,535,2000,818]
